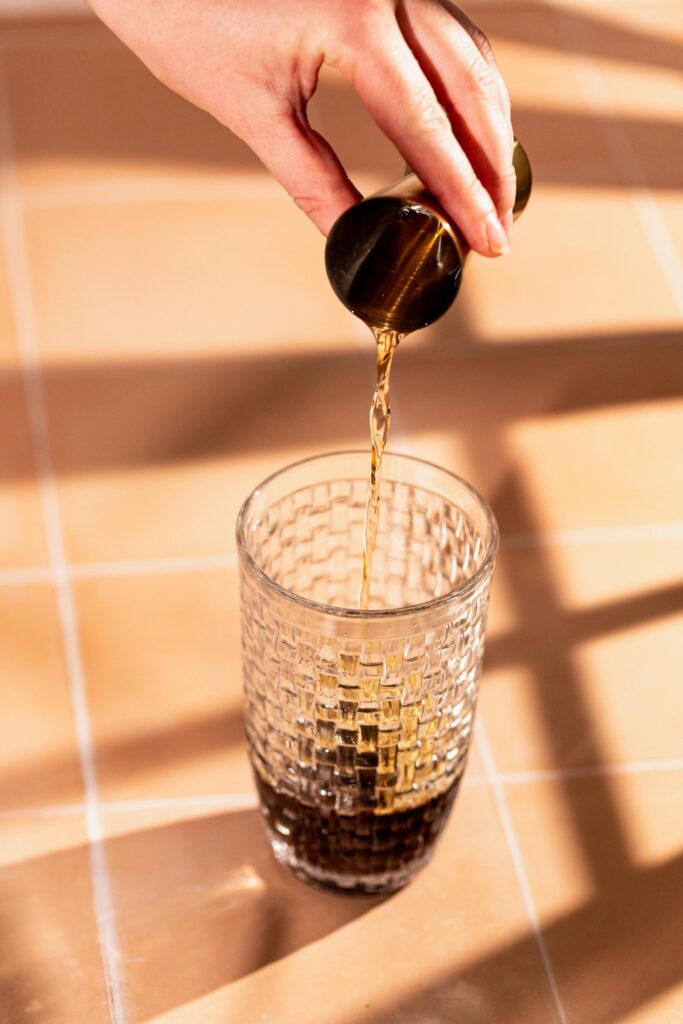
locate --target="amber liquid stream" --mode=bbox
[358,327,402,609]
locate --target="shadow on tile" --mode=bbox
[0,327,674,484]
[4,13,682,192]
[3,18,262,181]
[0,818,110,1024]
[2,809,385,1023]
[0,706,246,812]
[509,110,683,192]
[0,927,41,1024]
[488,469,624,867]
[477,1,683,75]
[5,815,680,1023]
[352,851,683,1024]
[487,580,683,672]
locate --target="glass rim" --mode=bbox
[235,450,499,622]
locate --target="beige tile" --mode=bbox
[0,814,110,1023]
[46,360,370,561]
[46,319,682,563]
[311,67,403,186]
[578,58,683,197]
[3,20,262,188]
[529,0,683,201]
[655,190,683,271]
[504,392,683,534]
[506,771,683,1024]
[0,251,48,570]
[392,330,683,534]
[44,344,372,562]
[481,1,623,199]
[104,785,557,1024]
[52,448,313,565]
[0,379,49,570]
[75,570,254,800]
[49,321,679,560]
[24,197,356,362]
[26,190,374,561]
[480,540,683,772]
[0,584,83,812]
[483,9,595,114]
[0,239,16,365]
[455,185,681,343]
[552,0,683,46]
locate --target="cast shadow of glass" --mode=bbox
[1,808,385,1023]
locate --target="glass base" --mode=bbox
[266,824,431,895]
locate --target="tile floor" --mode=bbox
[0,1,681,1022]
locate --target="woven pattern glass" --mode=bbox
[237,452,498,894]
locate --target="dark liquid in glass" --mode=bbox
[256,773,460,887]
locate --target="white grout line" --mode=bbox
[5,757,683,822]
[558,8,683,317]
[0,565,53,585]
[477,716,569,1024]
[1,522,682,589]
[501,758,683,786]
[69,552,237,578]
[4,755,683,823]
[0,67,126,1024]
[0,803,86,821]
[21,175,286,208]
[0,554,237,587]
[502,522,683,549]
[0,795,259,822]
[99,794,259,813]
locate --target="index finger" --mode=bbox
[341,21,510,257]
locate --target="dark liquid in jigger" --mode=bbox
[326,199,463,333]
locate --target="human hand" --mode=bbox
[88,0,515,256]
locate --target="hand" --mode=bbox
[88,0,515,256]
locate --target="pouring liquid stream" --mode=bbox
[358,327,403,609]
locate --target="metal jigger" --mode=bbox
[325,139,532,334]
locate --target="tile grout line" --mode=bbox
[558,8,683,316]
[0,794,261,822]
[371,430,567,1019]
[0,553,238,587]
[4,754,683,822]
[477,716,569,1024]
[19,175,287,208]
[0,67,127,1024]
[70,552,237,578]
[1,521,682,588]
[501,522,683,548]
[500,757,683,786]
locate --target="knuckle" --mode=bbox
[460,170,486,203]
[501,161,517,189]
[499,77,512,117]
[411,91,452,140]
[467,55,499,104]
[345,0,390,37]
[500,161,517,204]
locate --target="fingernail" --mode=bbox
[486,211,510,256]
[502,209,514,243]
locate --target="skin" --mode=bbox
[88,0,515,256]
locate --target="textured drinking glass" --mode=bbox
[236,451,498,895]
